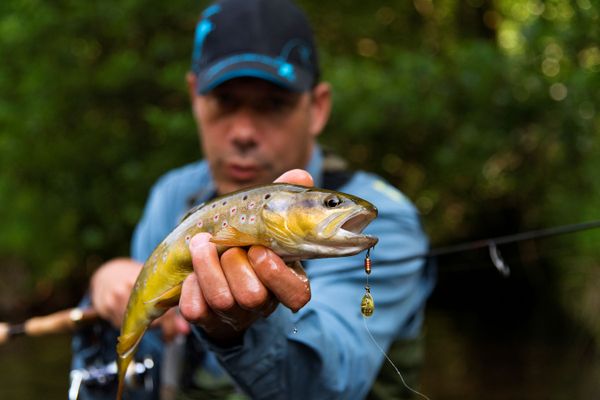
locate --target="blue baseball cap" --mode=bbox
[191,0,320,94]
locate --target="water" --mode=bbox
[0,334,71,399]
[422,307,600,399]
[0,304,598,399]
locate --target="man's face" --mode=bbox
[189,77,330,194]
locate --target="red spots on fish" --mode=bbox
[248,201,256,210]
[222,221,228,228]
[249,215,256,224]
[230,207,237,216]
[197,220,203,228]
[240,214,247,224]
[213,214,219,222]
[185,235,191,244]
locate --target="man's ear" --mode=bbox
[186,72,198,102]
[309,82,332,138]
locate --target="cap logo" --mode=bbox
[192,5,221,70]
[278,63,295,81]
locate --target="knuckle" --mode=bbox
[206,290,235,311]
[179,300,202,322]
[237,289,268,310]
[256,259,281,282]
[221,248,245,264]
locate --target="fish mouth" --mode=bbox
[329,208,379,249]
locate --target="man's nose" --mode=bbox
[229,108,259,145]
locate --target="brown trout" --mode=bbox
[116,183,378,399]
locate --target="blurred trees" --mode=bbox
[0,0,598,334]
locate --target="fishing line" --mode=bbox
[360,248,431,399]
[362,317,431,400]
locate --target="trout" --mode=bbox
[116,183,378,398]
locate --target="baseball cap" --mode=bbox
[191,0,320,94]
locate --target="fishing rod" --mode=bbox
[0,307,99,345]
[374,218,600,276]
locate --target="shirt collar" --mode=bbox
[306,144,323,188]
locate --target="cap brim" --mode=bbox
[196,56,313,94]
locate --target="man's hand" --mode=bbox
[179,169,314,345]
[91,258,190,340]
[90,258,142,328]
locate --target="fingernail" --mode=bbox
[189,233,210,249]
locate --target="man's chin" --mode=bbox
[217,174,271,194]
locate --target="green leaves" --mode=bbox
[0,0,598,326]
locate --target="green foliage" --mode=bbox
[0,0,598,338]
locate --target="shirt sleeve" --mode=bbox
[191,173,433,399]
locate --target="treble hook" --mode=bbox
[488,241,510,277]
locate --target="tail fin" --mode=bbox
[115,329,146,400]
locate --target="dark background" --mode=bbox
[0,0,599,398]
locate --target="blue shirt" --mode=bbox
[130,146,434,399]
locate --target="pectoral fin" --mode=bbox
[144,284,182,309]
[210,226,263,247]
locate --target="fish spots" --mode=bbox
[248,201,256,210]
[211,203,217,209]
[213,214,220,222]
[197,220,203,229]
[264,193,271,200]
[185,235,191,245]
[230,206,237,216]
[222,220,228,228]
[222,200,228,206]
[249,215,256,224]
[242,195,248,201]
[239,214,247,224]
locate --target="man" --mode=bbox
[71,0,434,399]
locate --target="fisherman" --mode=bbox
[71,0,435,398]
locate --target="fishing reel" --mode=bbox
[68,356,156,400]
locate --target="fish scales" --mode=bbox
[116,183,378,399]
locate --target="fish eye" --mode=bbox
[324,195,342,208]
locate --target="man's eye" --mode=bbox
[257,98,289,113]
[215,95,239,111]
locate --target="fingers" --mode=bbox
[181,234,275,337]
[248,246,311,312]
[220,247,270,310]
[274,169,314,187]
[179,273,208,323]
[189,233,235,311]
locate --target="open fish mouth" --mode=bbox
[331,209,379,248]
[339,210,374,235]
